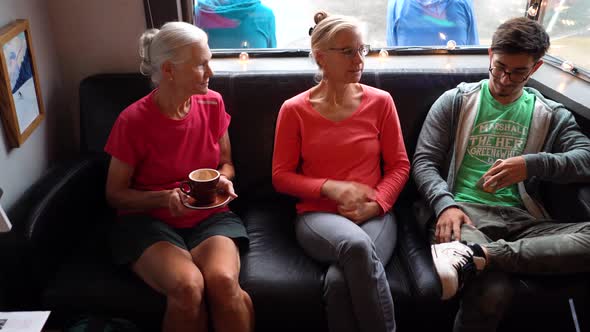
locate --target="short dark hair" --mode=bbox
[491,17,550,61]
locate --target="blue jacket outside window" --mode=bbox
[195,0,277,49]
[386,0,479,46]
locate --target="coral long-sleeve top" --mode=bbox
[272,84,410,214]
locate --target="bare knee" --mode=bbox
[205,269,242,306]
[167,271,206,313]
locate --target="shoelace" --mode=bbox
[441,246,472,264]
[447,250,471,267]
[449,251,476,288]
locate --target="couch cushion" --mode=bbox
[78,71,489,203]
[238,196,327,332]
[239,195,433,331]
[80,74,152,154]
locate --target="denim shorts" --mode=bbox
[110,211,249,265]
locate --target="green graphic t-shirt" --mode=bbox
[454,80,534,206]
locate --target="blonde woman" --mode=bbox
[272,12,410,332]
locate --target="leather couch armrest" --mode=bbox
[23,155,109,242]
[0,229,32,309]
[0,154,110,306]
[395,204,441,301]
[15,154,111,281]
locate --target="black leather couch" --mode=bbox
[4,68,590,332]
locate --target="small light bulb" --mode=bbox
[561,60,574,72]
[239,52,249,62]
[379,49,389,57]
[446,40,457,50]
[241,40,249,48]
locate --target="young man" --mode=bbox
[413,17,590,332]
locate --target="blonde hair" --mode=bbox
[309,12,360,81]
[139,22,208,84]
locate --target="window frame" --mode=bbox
[144,0,590,83]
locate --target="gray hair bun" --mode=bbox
[139,28,159,76]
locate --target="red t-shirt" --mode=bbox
[272,84,410,214]
[104,89,230,228]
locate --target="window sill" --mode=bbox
[210,53,590,118]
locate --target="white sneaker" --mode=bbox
[431,241,486,300]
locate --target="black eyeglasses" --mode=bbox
[488,65,536,83]
[327,44,370,58]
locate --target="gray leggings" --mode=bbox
[295,212,397,332]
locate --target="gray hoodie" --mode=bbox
[412,80,590,221]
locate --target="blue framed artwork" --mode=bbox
[0,19,44,148]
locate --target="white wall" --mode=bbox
[0,0,146,210]
[46,0,146,154]
[0,0,64,209]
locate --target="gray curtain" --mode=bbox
[181,0,195,24]
[144,0,194,28]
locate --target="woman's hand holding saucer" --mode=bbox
[168,188,192,216]
[217,175,238,204]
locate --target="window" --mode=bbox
[193,0,590,74]
[195,0,529,49]
[540,0,590,71]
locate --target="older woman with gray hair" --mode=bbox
[272,11,410,332]
[104,21,253,332]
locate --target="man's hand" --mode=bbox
[321,180,376,210]
[481,156,527,193]
[435,207,473,243]
[338,201,381,225]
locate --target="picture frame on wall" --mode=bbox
[0,19,44,148]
